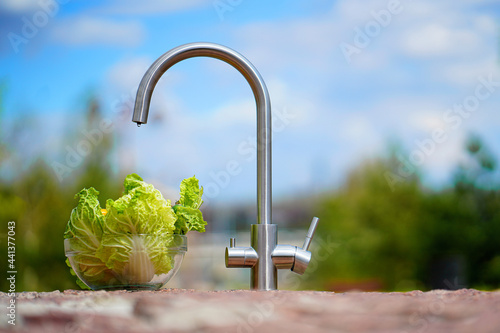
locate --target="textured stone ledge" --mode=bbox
[1,289,500,332]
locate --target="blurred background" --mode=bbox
[1,0,500,292]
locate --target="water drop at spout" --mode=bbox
[137,123,141,127]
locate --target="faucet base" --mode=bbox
[226,217,319,290]
[251,224,278,290]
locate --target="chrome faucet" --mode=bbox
[132,42,319,290]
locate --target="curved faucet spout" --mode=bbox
[132,42,272,225]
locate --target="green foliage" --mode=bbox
[309,158,426,290]
[309,135,500,291]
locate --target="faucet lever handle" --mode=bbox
[302,217,319,251]
[288,217,319,275]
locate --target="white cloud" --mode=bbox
[0,0,40,13]
[207,99,255,128]
[397,8,495,60]
[420,131,467,183]
[96,0,210,15]
[51,16,145,47]
[236,18,340,76]
[401,24,478,58]
[107,56,153,92]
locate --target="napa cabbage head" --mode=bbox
[65,173,206,288]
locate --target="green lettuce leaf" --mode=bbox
[173,176,207,234]
[64,188,116,287]
[178,176,204,209]
[102,173,177,235]
[64,187,104,241]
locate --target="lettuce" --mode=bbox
[64,188,117,289]
[173,177,207,234]
[64,188,104,241]
[102,174,177,235]
[64,174,205,288]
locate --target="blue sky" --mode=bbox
[1,0,500,204]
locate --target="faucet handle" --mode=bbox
[302,217,319,251]
[226,237,258,268]
[291,217,320,275]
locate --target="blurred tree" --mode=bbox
[454,134,496,191]
[0,96,122,292]
[419,190,477,289]
[451,135,500,288]
[307,135,500,291]
[307,153,426,291]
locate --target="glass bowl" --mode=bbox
[64,234,187,290]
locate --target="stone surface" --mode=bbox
[1,289,500,332]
